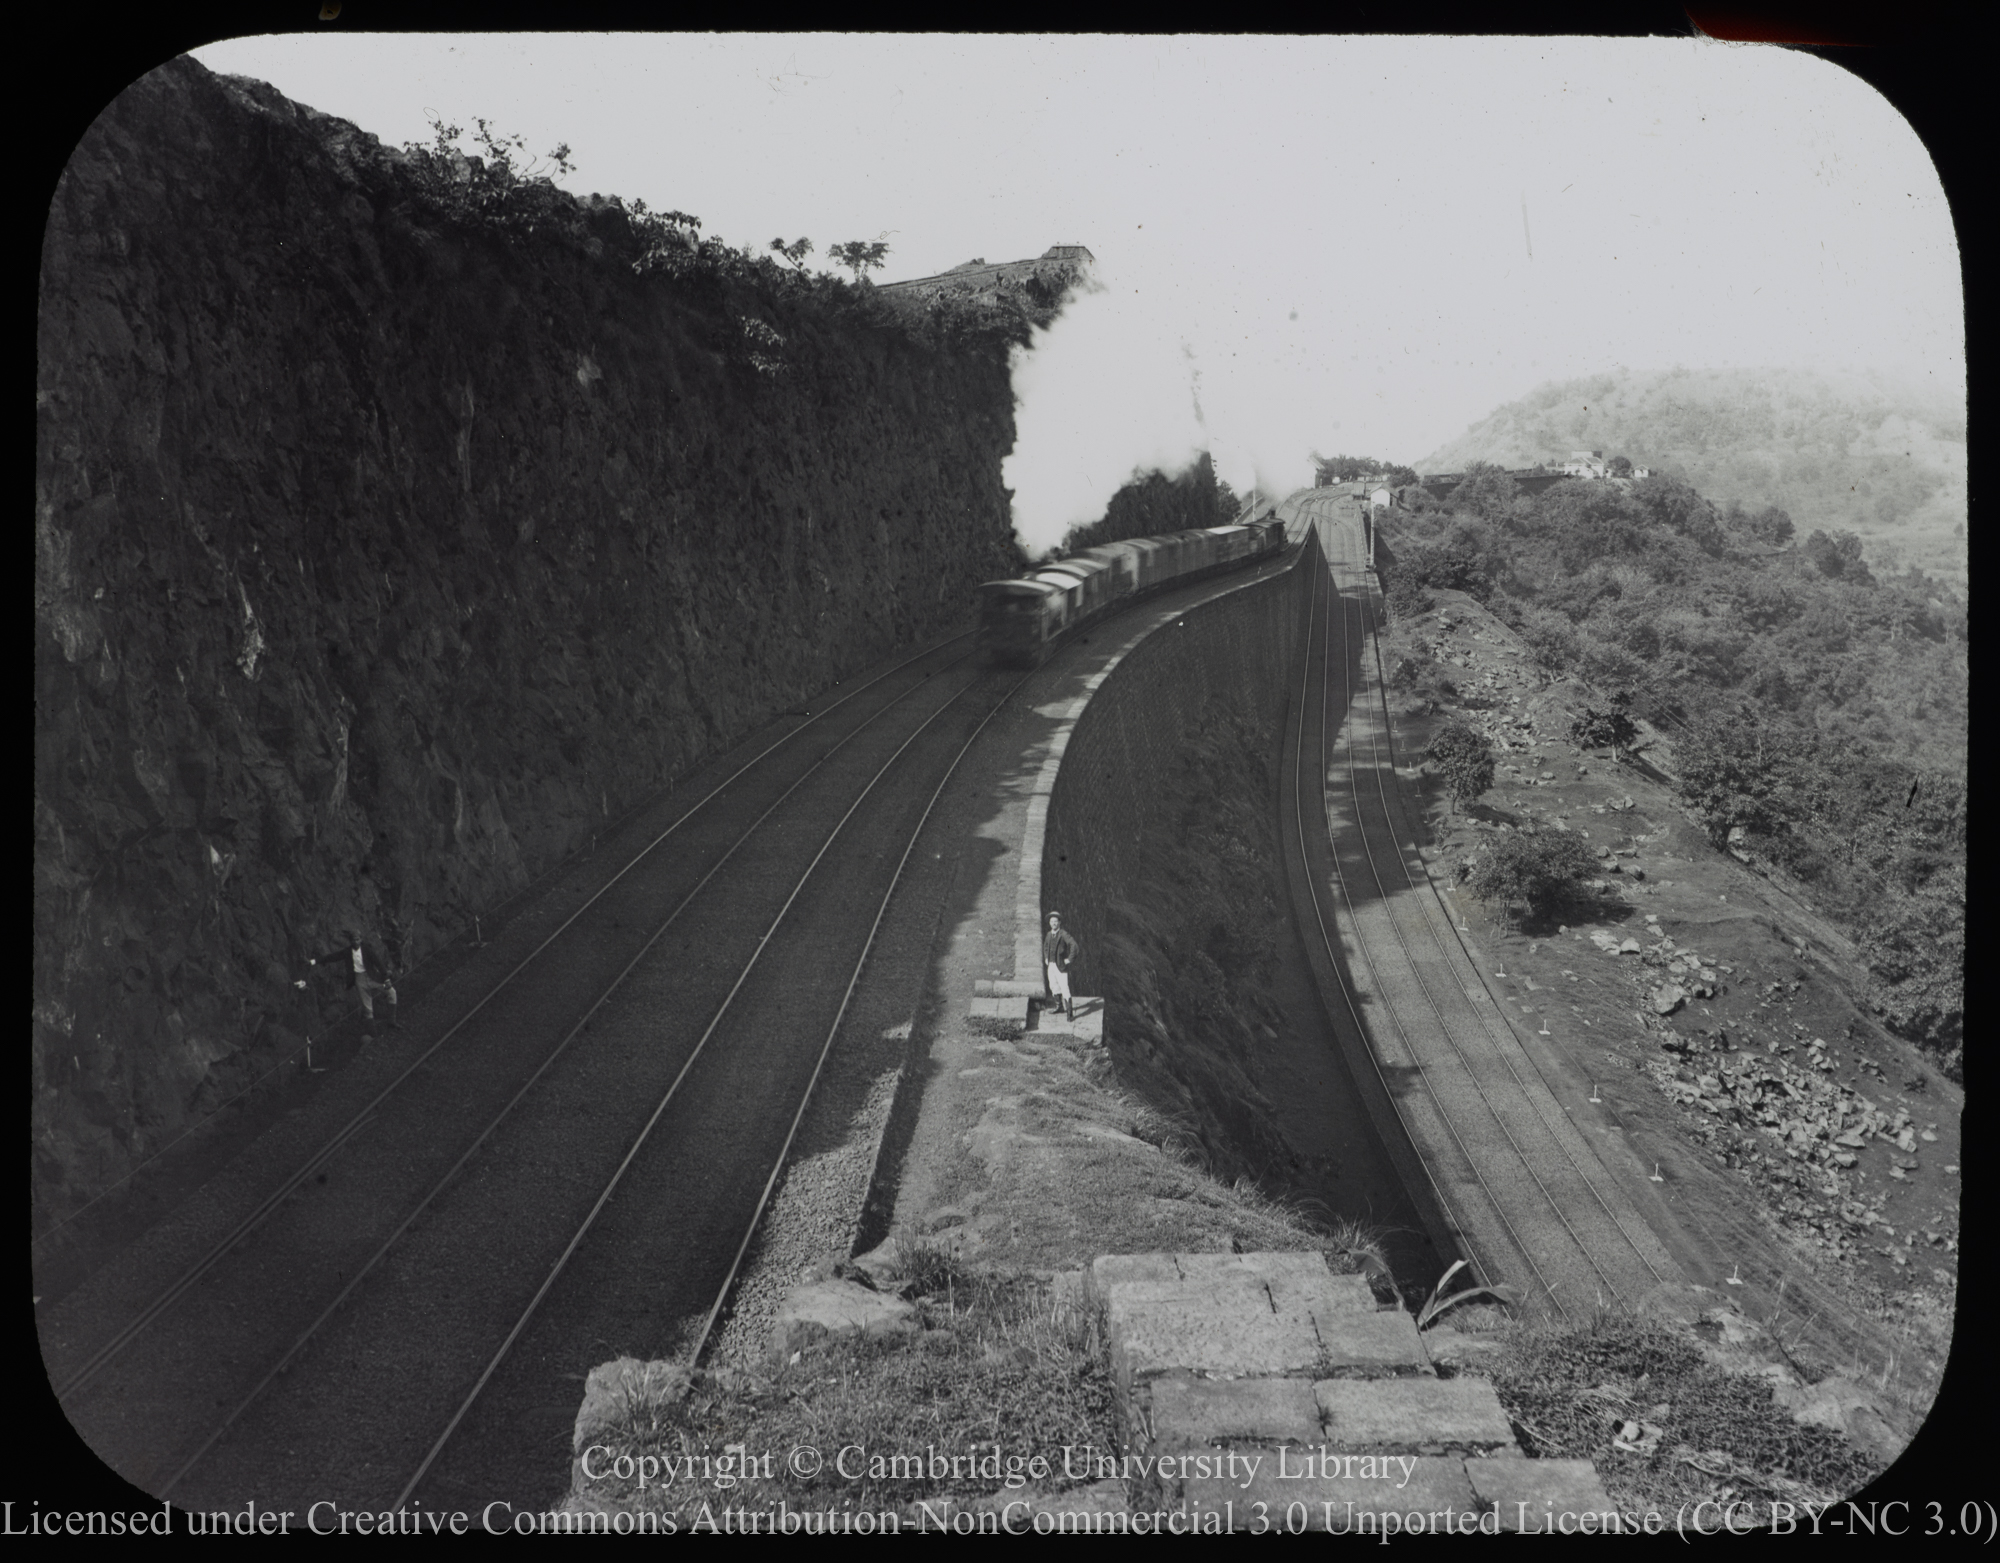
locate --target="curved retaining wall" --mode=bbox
[1039,545,1317,1001]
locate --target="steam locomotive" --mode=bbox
[976,515,1288,666]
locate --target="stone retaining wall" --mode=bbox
[1040,542,1318,1001]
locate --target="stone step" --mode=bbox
[966,994,1029,1027]
[1090,1250,1377,1311]
[1316,1375,1515,1449]
[1026,997,1104,1040]
[1093,1249,1617,1533]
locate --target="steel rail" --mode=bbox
[53,631,974,1406]
[150,648,983,1498]
[1322,513,1641,1307]
[683,668,1038,1371]
[1293,525,1544,1304]
[1340,534,1672,1292]
[391,662,1003,1510]
[1319,517,1613,1309]
[1282,530,1500,1292]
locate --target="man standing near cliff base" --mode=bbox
[309,929,399,1034]
[1043,911,1079,1022]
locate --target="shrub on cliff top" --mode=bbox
[398,115,580,235]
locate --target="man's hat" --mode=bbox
[1047,911,1061,921]
[342,929,359,944]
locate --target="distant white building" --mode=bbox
[1559,450,1651,481]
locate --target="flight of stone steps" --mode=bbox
[1092,1250,1615,1534]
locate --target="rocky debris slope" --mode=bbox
[1375,576,1956,1452]
[34,58,1023,1223]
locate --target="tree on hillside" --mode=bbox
[1468,830,1600,926]
[1803,529,1874,585]
[1569,696,1638,762]
[827,239,890,283]
[1673,709,1827,849]
[1518,613,1582,682]
[1383,572,1435,621]
[769,237,814,271]
[1724,502,1796,547]
[1608,455,1633,477]
[1630,474,1725,554]
[1448,463,1523,525]
[1394,521,1496,601]
[1314,454,1383,482]
[1863,862,1963,1071]
[1425,722,1495,813]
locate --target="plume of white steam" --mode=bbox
[1003,266,1212,558]
[1003,259,1331,557]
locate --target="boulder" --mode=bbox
[1772,1376,1904,1465]
[771,1278,918,1363]
[1651,984,1686,1016]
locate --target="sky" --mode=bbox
[188,33,1963,552]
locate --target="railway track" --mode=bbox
[1288,500,1681,1318]
[1301,496,1920,1379]
[44,544,1305,1517]
[41,628,1014,1509]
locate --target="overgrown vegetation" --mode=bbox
[1417,367,1966,584]
[393,116,1070,355]
[1424,721,1495,814]
[1466,830,1601,928]
[570,1258,1118,1522]
[1375,464,1965,1073]
[1487,1315,1881,1512]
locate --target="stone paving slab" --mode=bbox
[1464,1456,1618,1529]
[1108,1277,1325,1381]
[1311,1272,1379,1314]
[966,995,1030,1025]
[1090,1253,1182,1299]
[972,979,1046,998]
[1147,1375,1324,1448]
[1316,1376,1516,1448]
[1173,1251,1333,1288]
[1090,1250,1615,1534]
[1310,1310,1429,1376]
[1092,1249,1359,1306]
[1183,1452,1480,1531]
[1027,999,1104,1042]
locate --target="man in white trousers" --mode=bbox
[1043,911,1080,1022]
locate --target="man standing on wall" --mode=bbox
[1043,911,1080,1022]
[308,928,400,1034]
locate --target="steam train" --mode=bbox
[976,513,1288,666]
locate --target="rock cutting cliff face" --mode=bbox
[34,58,1025,1224]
